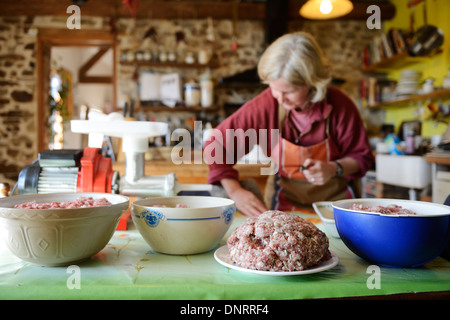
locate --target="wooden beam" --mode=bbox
[266,0,288,43]
[78,46,112,83]
[38,28,116,46]
[0,0,395,21]
[36,29,117,152]
[36,36,52,153]
[0,0,266,20]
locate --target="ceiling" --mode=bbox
[0,0,396,21]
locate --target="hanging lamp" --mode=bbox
[299,0,354,20]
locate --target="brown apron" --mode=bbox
[264,105,350,211]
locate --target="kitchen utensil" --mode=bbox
[299,165,310,172]
[132,196,235,255]
[128,99,135,118]
[0,193,129,267]
[409,25,444,56]
[408,1,444,56]
[332,198,450,267]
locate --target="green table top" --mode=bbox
[1,212,449,300]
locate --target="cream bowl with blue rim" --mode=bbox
[132,196,235,255]
[0,193,129,267]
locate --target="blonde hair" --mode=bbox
[257,32,331,103]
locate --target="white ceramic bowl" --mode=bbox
[0,193,129,267]
[132,196,235,255]
[312,201,339,238]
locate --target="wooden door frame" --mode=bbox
[36,28,116,152]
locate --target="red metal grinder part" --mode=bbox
[77,147,114,193]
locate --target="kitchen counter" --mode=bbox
[425,150,450,166]
[1,210,449,300]
[425,150,450,203]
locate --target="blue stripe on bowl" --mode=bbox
[167,217,221,221]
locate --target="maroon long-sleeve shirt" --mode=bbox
[204,86,374,185]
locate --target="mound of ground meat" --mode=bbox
[227,210,331,272]
[351,204,416,215]
[14,196,111,209]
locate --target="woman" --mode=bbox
[204,32,374,216]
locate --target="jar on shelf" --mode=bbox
[198,49,211,65]
[185,52,195,64]
[422,78,434,94]
[120,51,127,62]
[159,50,168,62]
[184,81,201,107]
[135,50,144,61]
[168,51,177,62]
[200,74,214,107]
[143,50,152,61]
[125,50,135,62]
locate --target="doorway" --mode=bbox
[36,29,116,152]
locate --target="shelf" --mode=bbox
[366,88,450,109]
[120,60,219,69]
[362,50,442,73]
[135,105,220,113]
[217,82,267,90]
[122,60,221,114]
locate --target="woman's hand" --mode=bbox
[221,178,267,217]
[302,157,360,185]
[229,188,267,217]
[302,159,337,185]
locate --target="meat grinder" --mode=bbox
[70,118,212,197]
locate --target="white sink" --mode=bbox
[376,154,431,189]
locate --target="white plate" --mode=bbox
[214,245,339,276]
[312,201,334,220]
[312,201,340,238]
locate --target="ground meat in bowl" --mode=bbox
[351,204,417,215]
[14,196,111,209]
[226,210,331,272]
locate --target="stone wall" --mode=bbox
[0,15,381,187]
[0,17,38,185]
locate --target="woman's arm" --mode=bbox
[221,178,268,216]
[205,88,278,186]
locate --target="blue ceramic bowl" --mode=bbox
[332,199,450,268]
